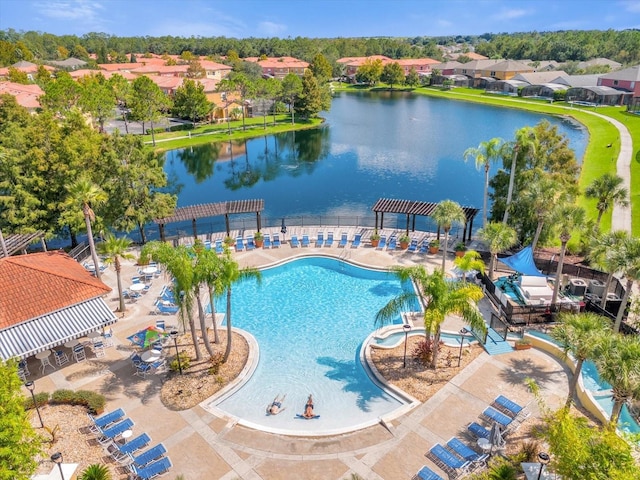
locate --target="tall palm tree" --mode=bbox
[432,200,467,273]
[503,126,538,224]
[453,250,485,283]
[375,267,486,369]
[193,245,226,355]
[585,173,629,229]
[191,243,217,358]
[550,312,611,408]
[478,222,518,280]
[65,177,107,281]
[463,137,504,228]
[551,204,586,306]
[587,230,629,310]
[219,250,261,363]
[613,235,640,333]
[595,333,640,425]
[521,175,565,251]
[97,233,134,313]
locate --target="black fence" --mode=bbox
[68,242,91,263]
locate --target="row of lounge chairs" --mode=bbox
[87,407,173,479]
[468,395,530,439]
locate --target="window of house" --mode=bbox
[613,80,619,86]
[491,71,496,76]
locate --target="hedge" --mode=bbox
[25,388,106,415]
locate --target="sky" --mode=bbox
[1,0,640,38]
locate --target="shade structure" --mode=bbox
[499,246,545,277]
[489,422,505,452]
[127,326,168,348]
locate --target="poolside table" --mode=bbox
[130,283,146,292]
[35,350,55,373]
[140,350,161,363]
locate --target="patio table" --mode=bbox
[35,350,55,373]
[64,339,79,349]
[140,350,161,363]
[130,283,146,292]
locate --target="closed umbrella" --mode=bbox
[489,422,505,454]
[281,218,287,241]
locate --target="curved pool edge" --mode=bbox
[244,250,396,274]
[370,324,479,350]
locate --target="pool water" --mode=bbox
[373,330,478,348]
[494,277,527,306]
[208,257,419,434]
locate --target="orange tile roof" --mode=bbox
[0,251,111,329]
[130,64,189,75]
[0,81,43,109]
[98,63,140,72]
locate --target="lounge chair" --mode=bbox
[263,234,272,249]
[446,437,488,465]
[426,444,470,478]
[412,465,444,480]
[128,443,167,469]
[301,234,310,247]
[467,421,490,439]
[376,234,387,250]
[96,418,135,445]
[387,234,397,251]
[272,233,281,248]
[316,232,324,247]
[492,395,524,418]
[480,406,513,427]
[134,363,152,378]
[407,238,419,253]
[351,233,361,248]
[154,301,179,315]
[214,239,224,254]
[246,237,256,251]
[338,232,348,247]
[88,408,125,433]
[325,232,334,247]
[117,433,151,456]
[290,235,300,247]
[130,457,172,480]
[235,236,245,252]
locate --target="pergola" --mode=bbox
[372,198,479,242]
[0,230,47,259]
[154,199,265,241]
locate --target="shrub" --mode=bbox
[412,338,443,365]
[208,352,225,375]
[80,464,112,480]
[24,391,49,410]
[170,351,191,372]
[49,389,106,414]
[50,389,75,405]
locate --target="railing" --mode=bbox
[68,242,91,262]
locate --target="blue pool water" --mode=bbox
[372,330,478,348]
[494,277,527,306]
[209,257,419,433]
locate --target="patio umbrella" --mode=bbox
[489,422,505,454]
[127,326,168,348]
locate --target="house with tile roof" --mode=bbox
[597,65,640,96]
[337,55,439,79]
[479,59,534,80]
[453,59,503,79]
[0,251,117,360]
[577,57,622,72]
[0,81,44,111]
[244,56,309,79]
[0,61,55,81]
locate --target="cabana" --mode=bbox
[566,86,633,106]
[485,79,529,96]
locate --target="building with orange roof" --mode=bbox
[0,251,117,360]
[337,55,439,78]
[0,61,55,81]
[244,56,309,79]
[0,81,44,111]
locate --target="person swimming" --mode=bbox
[266,394,286,415]
[302,394,315,419]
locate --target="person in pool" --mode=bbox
[302,394,315,418]
[267,394,286,415]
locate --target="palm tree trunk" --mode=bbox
[503,148,518,224]
[208,287,220,344]
[610,395,624,425]
[115,258,125,313]
[223,287,233,363]
[600,273,614,309]
[441,229,449,272]
[595,209,604,229]
[84,212,102,281]
[613,278,633,333]
[531,220,544,252]
[430,328,442,369]
[566,358,583,408]
[187,308,202,361]
[482,165,489,228]
[488,254,496,280]
[196,287,215,358]
[551,241,568,305]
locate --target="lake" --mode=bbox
[161,91,587,236]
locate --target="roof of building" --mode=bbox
[0,81,43,109]
[13,60,38,69]
[577,57,622,70]
[511,71,568,84]
[486,59,533,73]
[395,58,440,66]
[456,59,504,70]
[568,85,632,96]
[432,61,463,70]
[550,74,604,87]
[599,64,640,82]
[48,57,88,68]
[97,63,141,72]
[69,69,137,81]
[0,251,111,329]
[130,64,189,74]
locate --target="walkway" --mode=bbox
[30,235,571,479]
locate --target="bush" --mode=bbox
[50,389,76,405]
[168,123,194,132]
[24,391,49,410]
[80,464,111,480]
[170,351,191,372]
[413,338,443,365]
[49,389,106,414]
[208,352,225,375]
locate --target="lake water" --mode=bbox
[161,92,587,236]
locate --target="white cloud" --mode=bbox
[492,8,531,21]
[35,0,103,21]
[619,0,640,13]
[258,21,287,36]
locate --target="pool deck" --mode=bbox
[28,232,571,479]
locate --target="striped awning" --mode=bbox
[0,297,118,360]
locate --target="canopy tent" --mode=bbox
[498,246,545,277]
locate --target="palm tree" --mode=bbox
[97,233,134,313]
[613,235,640,333]
[595,333,640,425]
[478,222,518,280]
[521,175,565,251]
[432,200,467,273]
[65,177,107,281]
[375,267,486,369]
[463,137,504,228]
[550,204,586,306]
[585,173,629,229]
[550,312,611,408]
[453,250,485,283]
[193,245,225,357]
[219,249,261,363]
[587,230,629,310]
[503,127,538,224]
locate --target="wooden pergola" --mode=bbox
[372,198,479,242]
[154,199,264,241]
[0,230,47,258]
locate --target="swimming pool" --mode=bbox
[494,276,527,306]
[206,256,419,435]
[372,328,478,348]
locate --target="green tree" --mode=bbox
[612,235,640,333]
[375,268,485,369]
[463,137,504,228]
[0,359,43,480]
[78,73,116,132]
[280,73,303,125]
[355,58,383,85]
[79,464,111,480]
[98,233,134,313]
[453,250,485,283]
[172,79,212,123]
[193,246,226,346]
[478,222,518,280]
[585,173,629,229]
[503,126,538,224]
[63,177,108,281]
[7,66,29,84]
[550,204,586,305]
[587,230,629,309]
[295,70,327,119]
[309,53,332,83]
[595,333,640,425]
[380,62,405,89]
[405,67,420,88]
[108,73,132,134]
[432,200,466,273]
[40,71,80,115]
[550,312,611,408]
[186,59,206,79]
[128,75,172,146]
[521,174,566,251]
[34,65,51,87]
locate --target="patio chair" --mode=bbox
[115,432,151,457]
[96,418,135,445]
[93,341,106,358]
[301,234,310,247]
[127,443,167,470]
[54,349,69,366]
[131,353,143,367]
[129,457,172,480]
[214,239,224,254]
[246,236,256,250]
[272,233,281,248]
[315,232,324,247]
[480,406,513,428]
[446,437,488,466]
[419,239,429,254]
[156,319,165,331]
[491,395,526,418]
[73,344,87,363]
[376,234,387,250]
[407,238,419,253]
[412,465,444,480]
[102,329,114,348]
[235,236,245,252]
[351,233,362,248]
[325,232,334,247]
[338,232,348,247]
[387,233,397,251]
[290,235,300,247]
[88,408,125,434]
[263,234,272,249]
[426,444,470,478]
[467,422,490,439]
[134,363,152,378]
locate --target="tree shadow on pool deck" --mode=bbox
[317,354,396,412]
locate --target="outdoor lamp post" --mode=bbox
[51,452,64,480]
[169,329,183,375]
[537,452,550,480]
[25,381,44,428]
[402,324,412,368]
[457,328,469,367]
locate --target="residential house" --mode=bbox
[597,65,640,96]
[431,61,463,76]
[395,58,440,76]
[454,59,503,79]
[0,81,43,111]
[550,74,605,88]
[444,51,488,61]
[577,57,622,72]
[478,59,533,81]
[0,60,54,81]
[512,71,569,84]
[337,55,392,77]
[245,56,309,79]
[47,57,87,70]
[566,85,632,106]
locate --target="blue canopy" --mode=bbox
[498,246,545,277]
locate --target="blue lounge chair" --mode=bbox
[412,465,444,480]
[426,444,470,477]
[325,232,334,247]
[235,236,245,251]
[272,233,281,248]
[351,233,361,248]
[118,433,151,456]
[155,301,179,315]
[301,234,310,247]
[88,408,125,433]
[376,234,387,250]
[467,421,490,439]
[419,239,429,254]
[263,234,271,249]
[481,406,513,427]
[316,232,324,247]
[246,237,256,250]
[446,437,488,465]
[128,443,167,469]
[492,395,524,418]
[387,234,397,251]
[214,239,224,254]
[407,239,419,252]
[290,235,300,247]
[130,457,172,480]
[97,418,134,444]
[338,233,348,247]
